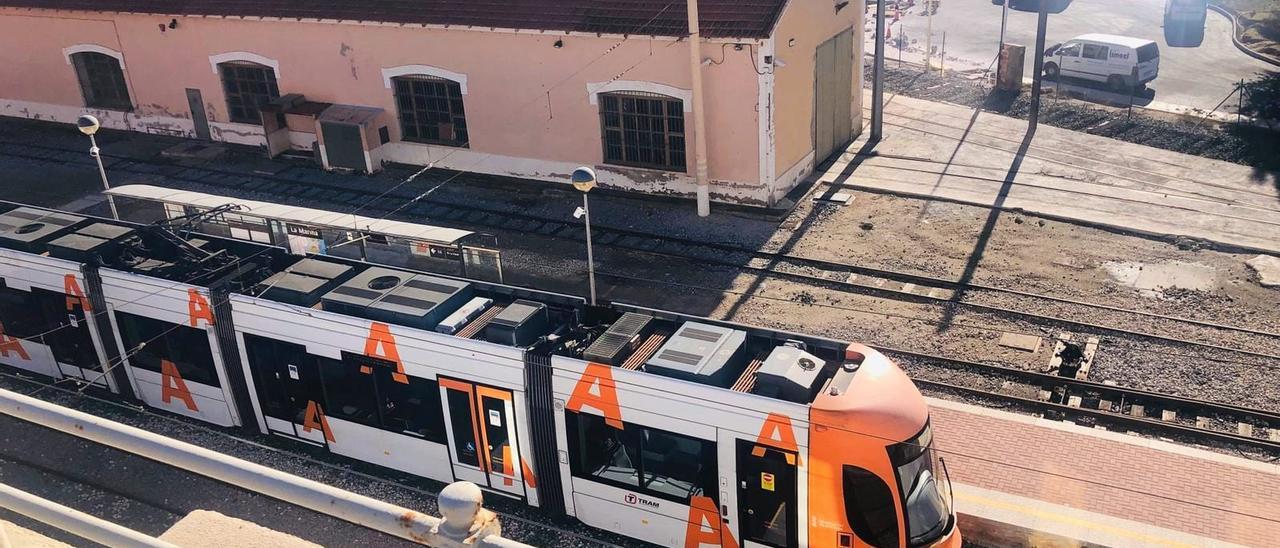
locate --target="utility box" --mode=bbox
[997,43,1026,91]
[316,105,391,174]
[260,93,305,158]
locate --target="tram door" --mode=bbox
[242,335,323,442]
[737,440,799,548]
[439,378,525,498]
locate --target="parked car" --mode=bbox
[1044,34,1160,90]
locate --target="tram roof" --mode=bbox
[104,184,475,246]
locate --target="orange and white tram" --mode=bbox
[0,202,961,548]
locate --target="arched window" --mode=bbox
[70,52,132,111]
[599,92,686,171]
[391,75,469,147]
[218,61,280,125]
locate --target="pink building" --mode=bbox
[0,1,862,207]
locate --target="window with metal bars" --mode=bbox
[70,52,132,111]
[218,61,280,125]
[599,92,686,171]
[392,75,469,147]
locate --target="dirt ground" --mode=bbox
[772,189,1278,331]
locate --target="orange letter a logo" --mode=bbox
[160,359,198,411]
[187,289,215,327]
[362,322,408,384]
[752,412,801,465]
[0,321,30,361]
[64,274,91,312]
[302,400,335,443]
[684,495,738,548]
[565,362,623,429]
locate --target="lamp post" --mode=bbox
[571,167,598,305]
[77,115,119,220]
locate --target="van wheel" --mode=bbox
[1107,75,1127,91]
[1044,63,1059,80]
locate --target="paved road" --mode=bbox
[0,415,420,547]
[868,0,1277,111]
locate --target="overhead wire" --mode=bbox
[8,11,1277,531]
[3,0,689,391]
[4,225,1277,528]
[0,372,625,548]
[7,323,1277,528]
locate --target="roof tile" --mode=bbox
[0,0,789,38]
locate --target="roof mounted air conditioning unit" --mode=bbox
[646,322,746,387]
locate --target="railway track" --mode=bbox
[15,139,1270,351]
[3,140,1278,437]
[884,348,1280,454]
[0,371,634,548]
[7,139,1280,352]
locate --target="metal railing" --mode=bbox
[0,483,178,547]
[0,388,533,548]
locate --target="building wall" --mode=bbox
[770,0,863,192]
[0,9,781,204]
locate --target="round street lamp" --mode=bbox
[77,115,101,136]
[571,167,597,305]
[77,114,119,220]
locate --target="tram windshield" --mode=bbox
[889,422,954,546]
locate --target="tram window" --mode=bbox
[115,311,219,387]
[567,411,640,488]
[890,424,951,546]
[639,428,715,500]
[566,410,718,504]
[31,289,98,369]
[842,465,900,548]
[446,389,481,466]
[0,285,44,339]
[373,364,446,443]
[318,355,378,426]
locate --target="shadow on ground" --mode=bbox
[874,63,1280,200]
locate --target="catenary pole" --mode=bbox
[687,0,711,217]
[871,0,887,140]
[1029,5,1049,132]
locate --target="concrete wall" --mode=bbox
[0,8,784,204]
[770,1,863,193]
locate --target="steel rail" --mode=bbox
[912,378,1280,452]
[889,348,1280,452]
[883,346,1280,422]
[2,141,1275,352]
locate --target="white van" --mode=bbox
[1044,34,1160,90]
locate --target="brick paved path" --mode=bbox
[930,401,1280,547]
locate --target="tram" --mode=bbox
[0,199,961,547]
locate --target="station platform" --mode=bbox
[825,94,1280,254]
[929,398,1279,547]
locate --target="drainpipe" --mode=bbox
[687,0,711,217]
